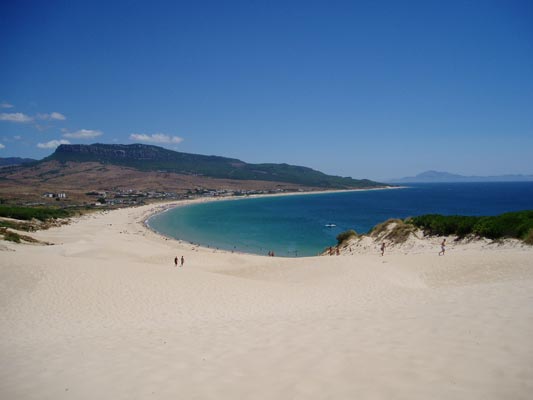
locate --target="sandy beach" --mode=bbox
[1,200,533,400]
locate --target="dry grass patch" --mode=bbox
[369,219,418,244]
[0,227,49,244]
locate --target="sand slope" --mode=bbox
[1,203,532,399]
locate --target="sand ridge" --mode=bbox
[1,201,532,399]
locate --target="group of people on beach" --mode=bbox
[171,239,447,264]
[174,256,185,267]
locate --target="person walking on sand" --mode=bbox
[174,256,178,267]
[380,242,386,256]
[180,256,185,267]
[439,239,446,256]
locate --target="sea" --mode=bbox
[148,182,533,257]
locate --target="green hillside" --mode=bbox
[43,143,385,189]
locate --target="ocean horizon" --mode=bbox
[148,182,533,257]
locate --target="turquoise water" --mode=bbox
[148,182,533,257]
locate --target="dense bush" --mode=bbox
[336,229,357,245]
[407,214,478,237]
[0,205,71,221]
[408,211,533,243]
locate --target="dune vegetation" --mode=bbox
[408,210,533,244]
[0,205,72,222]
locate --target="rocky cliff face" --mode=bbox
[55,143,188,161]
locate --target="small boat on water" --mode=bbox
[325,223,336,228]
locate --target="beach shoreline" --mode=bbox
[1,195,532,399]
[143,186,407,257]
[142,184,532,258]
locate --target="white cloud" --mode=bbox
[37,139,70,149]
[63,129,103,139]
[0,143,5,149]
[129,133,184,144]
[0,102,13,109]
[36,112,67,121]
[0,112,33,123]
[0,110,66,126]
[13,135,22,140]
[50,112,66,120]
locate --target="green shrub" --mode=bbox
[408,210,533,243]
[473,217,502,239]
[0,205,71,221]
[455,216,479,236]
[336,229,357,245]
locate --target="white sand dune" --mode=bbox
[1,201,532,399]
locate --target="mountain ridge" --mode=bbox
[43,143,384,189]
[388,170,533,183]
[0,157,37,167]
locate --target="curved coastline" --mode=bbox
[143,186,405,257]
[143,183,533,257]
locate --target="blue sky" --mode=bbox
[1,0,532,180]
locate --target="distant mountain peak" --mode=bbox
[416,171,461,178]
[388,170,533,183]
[0,157,37,167]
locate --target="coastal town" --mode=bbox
[25,187,303,208]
